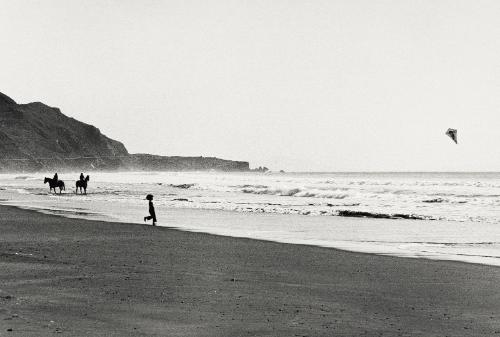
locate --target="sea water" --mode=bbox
[1,171,499,266]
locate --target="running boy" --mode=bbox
[144,194,157,226]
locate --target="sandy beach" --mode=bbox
[1,205,499,336]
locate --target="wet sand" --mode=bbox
[0,205,499,336]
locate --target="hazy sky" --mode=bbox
[1,0,499,171]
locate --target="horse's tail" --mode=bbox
[62,182,65,190]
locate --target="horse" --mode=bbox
[76,175,90,194]
[44,177,65,194]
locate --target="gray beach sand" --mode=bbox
[1,205,499,336]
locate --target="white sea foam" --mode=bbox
[1,171,500,266]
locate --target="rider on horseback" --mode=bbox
[76,174,90,194]
[45,175,65,194]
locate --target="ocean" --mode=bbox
[1,171,500,266]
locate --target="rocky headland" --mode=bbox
[0,92,250,172]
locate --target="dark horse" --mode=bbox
[44,177,65,194]
[76,175,90,194]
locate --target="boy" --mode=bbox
[144,194,157,226]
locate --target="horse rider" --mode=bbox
[79,173,84,182]
[53,172,58,183]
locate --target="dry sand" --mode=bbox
[0,205,499,336]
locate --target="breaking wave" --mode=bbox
[241,187,348,199]
[169,183,196,189]
[337,210,434,220]
[422,198,446,203]
[233,184,269,189]
[3,171,500,224]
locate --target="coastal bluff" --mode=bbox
[0,92,250,172]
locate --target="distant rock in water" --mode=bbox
[0,92,251,172]
[252,166,269,173]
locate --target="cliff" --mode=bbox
[123,154,249,171]
[0,92,250,172]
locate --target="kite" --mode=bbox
[445,128,457,144]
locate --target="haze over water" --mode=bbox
[1,171,499,266]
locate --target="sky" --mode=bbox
[1,0,499,171]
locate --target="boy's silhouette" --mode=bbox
[144,194,157,226]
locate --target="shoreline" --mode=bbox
[1,205,500,336]
[1,202,494,266]
[2,200,499,267]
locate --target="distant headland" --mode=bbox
[0,92,252,172]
